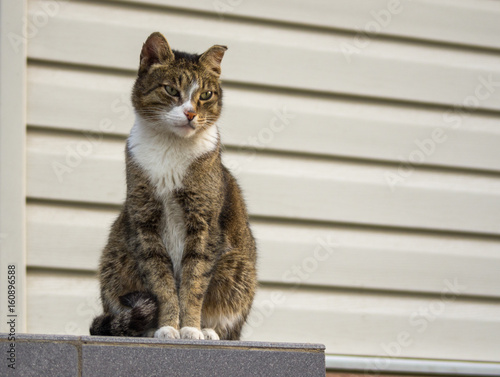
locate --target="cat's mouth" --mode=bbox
[172,122,198,138]
[176,122,196,130]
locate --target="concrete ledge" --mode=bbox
[1,333,325,376]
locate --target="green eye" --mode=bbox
[200,91,213,100]
[165,85,179,97]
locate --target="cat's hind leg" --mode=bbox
[201,252,256,340]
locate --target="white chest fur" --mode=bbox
[128,117,218,279]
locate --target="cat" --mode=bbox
[89,32,257,341]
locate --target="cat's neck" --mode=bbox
[128,114,219,196]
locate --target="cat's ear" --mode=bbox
[139,32,174,73]
[199,45,227,76]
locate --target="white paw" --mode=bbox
[202,328,220,340]
[180,326,204,340]
[154,326,180,339]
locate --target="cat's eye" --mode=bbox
[200,91,213,100]
[165,85,179,97]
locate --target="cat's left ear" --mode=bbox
[139,32,174,74]
[199,45,228,76]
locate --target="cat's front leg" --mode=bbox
[127,179,182,339]
[134,228,181,339]
[178,232,217,340]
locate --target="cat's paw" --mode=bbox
[154,326,180,339]
[202,328,220,340]
[180,326,204,340]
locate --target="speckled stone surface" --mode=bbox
[0,334,79,377]
[83,343,324,377]
[0,333,325,377]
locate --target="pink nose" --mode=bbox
[184,110,196,121]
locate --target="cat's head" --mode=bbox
[132,32,227,138]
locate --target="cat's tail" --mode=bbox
[90,291,158,337]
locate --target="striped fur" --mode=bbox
[90,32,257,340]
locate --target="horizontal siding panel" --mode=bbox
[26,202,115,272]
[109,0,500,51]
[28,64,500,173]
[27,64,133,136]
[249,287,500,362]
[255,223,500,299]
[26,130,500,235]
[26,270,500,362]
[27,270,101,336]
[27,0,500,111]
[27,202,500,298]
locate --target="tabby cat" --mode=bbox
[90,32,257,341]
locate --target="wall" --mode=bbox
[16,0,500,370]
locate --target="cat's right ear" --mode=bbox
[139,32,174,74]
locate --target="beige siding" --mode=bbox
[23,0,500,365]
[26,269,500,362]
[27,2,500,110]
[28,64,500,174]
[110,0,500,50]
[27,201,500,297]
